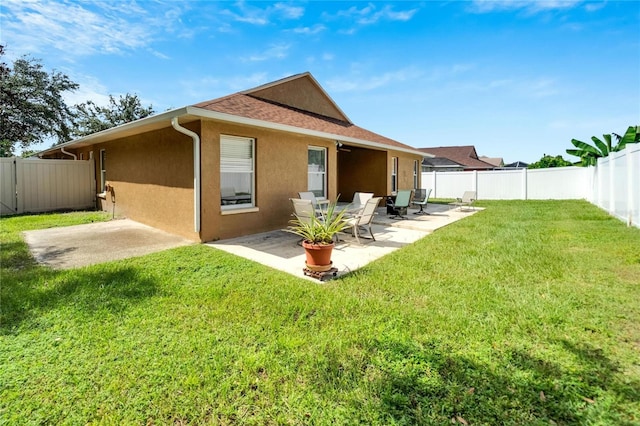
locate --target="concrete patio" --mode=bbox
[208,203,480,281]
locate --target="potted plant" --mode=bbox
[286,201,348,272]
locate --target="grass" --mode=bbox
[1,201,639,425]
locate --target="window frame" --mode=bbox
[308,146,327,199]
[220,135,255,211]
[413,160,419,189]
[99,149,106,192]
[391,156,398,194]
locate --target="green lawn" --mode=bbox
[1,202,639,425]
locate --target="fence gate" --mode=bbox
[0,157,96,216]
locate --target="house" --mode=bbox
[418,146,495,171]
[479,156,504,168]
[503,161,529,169]
[39,72,427,242]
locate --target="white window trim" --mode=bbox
[308,146,327,199]
[220,135,255,211]
[99,149,106,192]
[391,156,398,194]
[413,160,419,189]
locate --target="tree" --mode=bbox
[613,125,640,147]
[566,126,637,166]
[71,94,155,138]
[528,154,572,169]
[0,45,79,156]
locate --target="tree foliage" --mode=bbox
[566,126,638,166]
[0,45,79,155]
[528,154,572,169]
[71,94,155,138]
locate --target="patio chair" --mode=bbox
[290,198,316,225]
[412,188,432,215]
[290,198,317,245]
[450,191,476,211]
[298,191,329,216]
[342,197,382,244]
[348,191,374,214]
[388,189,413,219]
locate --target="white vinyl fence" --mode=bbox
[0,157,96,215]
[421,143,639,228]
[591,143,640,227]
[422,167,591,200]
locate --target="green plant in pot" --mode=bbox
[286,201,348,272]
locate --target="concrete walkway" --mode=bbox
[208,204,479,281]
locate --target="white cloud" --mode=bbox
[223,1,305,25]
[0,0,180,58]
[469,0,584,14]
[332,3,419,29]
[326,68,424,93]
[292,24,327,35]
[242,43,291,62]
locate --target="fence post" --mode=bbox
[609,152,615,216]
[432,171,437,198]
[472,170,478,197]
[627,147,633,226]
[14,157,23,214]
[522,167,528,200]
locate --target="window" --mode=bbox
[413,160,419,189]
[99,149,106,191]
[220,135,254,210]
[308,146,327,198]
[391,156,398,193]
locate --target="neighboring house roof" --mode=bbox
[418,145,495,170]
[421,157,465,168]
[479,156,504,167]
[39,72,427,158]
[504,161,529,168]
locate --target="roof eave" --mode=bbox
[185,106,427,157]
[37,104,427,158]
[37,107,190,156]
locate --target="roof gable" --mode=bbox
[242,72,351,123]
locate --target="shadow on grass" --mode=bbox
[309,336,639,424]
[1,260,159,334]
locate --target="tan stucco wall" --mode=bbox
[199,120,338,242]
[70,125,200,241]
[47,120,421,243]
[393,152,422,193]
[249,78,346,122]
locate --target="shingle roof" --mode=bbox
[418,146,495,170]
[192,73,419,152]
[422,157,464,167]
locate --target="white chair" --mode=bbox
[450,191,476,211]
[342,197,382,244]
[349,191,374,213]
[298,191,329,216]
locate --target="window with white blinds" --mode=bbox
[308,146,326,199]
[220,135,254,209]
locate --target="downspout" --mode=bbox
[171,117,201,233]
[60,147,77,160]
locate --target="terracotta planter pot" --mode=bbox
[302,241,335,271]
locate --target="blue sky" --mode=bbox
[2,0,639,162]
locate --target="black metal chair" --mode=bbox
[412,188,432,215]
